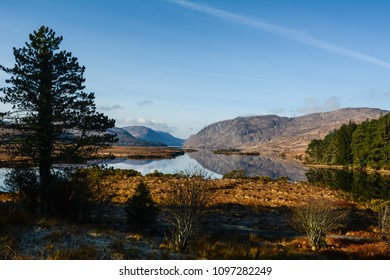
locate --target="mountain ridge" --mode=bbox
[122,126,185,147]
[115,126,185,147]
[107,127,154,146]
[184,107,389,156]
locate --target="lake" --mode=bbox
[306,168,390,201]
[103,153,223,178]
[1,151,390,201]
[103,150,308,181]
[0,151,306,191]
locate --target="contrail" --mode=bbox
[166,0,390,69]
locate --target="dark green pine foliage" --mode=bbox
[0,26,116,215]
[125,181,158,230]
[351,120,370,168]
[306,113,390,170]
[356,114,390,169]
[306,122,357,165]
[321,129,338,164]
[334,122,357,165]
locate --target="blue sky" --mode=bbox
[1,0,390,138]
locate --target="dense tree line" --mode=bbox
[306,113,390,170]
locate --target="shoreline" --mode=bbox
[304,163,390,175]
[97,146,184,160]
[0,146,185,166]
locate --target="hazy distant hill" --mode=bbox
[121,126,185,147]
[107,127,159,146]
[184,108,389,156]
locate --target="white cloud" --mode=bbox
[118,117,177,133]
[99,104,123,111]
[166,0,390,69]
[296,96,341,115]
[136,100,154,107]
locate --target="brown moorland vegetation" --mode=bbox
[0,170,389,260]
[0,146,185,167]
[98,146,184,159]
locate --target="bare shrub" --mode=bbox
[292,198,348,249]
[162,166,214,252]
[368,199,390,239]
[378,202,390,238]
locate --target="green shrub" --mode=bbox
[125,181,158,230]
[222,170,246,179]
[145,170,165,177]
[278,176,289,183]
[4,166,109,222]
[4,168,40,211]
[257,176,272,184]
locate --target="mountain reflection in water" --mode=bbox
[306,168,390,201]
[0,151,308,192]
[104,151,308,181]
[2,152,389,200]
[187,150,308,181]
[104,154,223,178]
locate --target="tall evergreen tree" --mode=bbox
[0,26,115,214]
[306,114,390,170]
[306,139,324,163]
[351,121,370,168]
[335,122,356,165]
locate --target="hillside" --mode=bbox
[184,108,389,156]
[107,127,152,146]
[122,126,185,147]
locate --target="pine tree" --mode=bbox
[0,26,115,214]
[351,120,370,168]
[334,122,356,165]
[125,181,158,230]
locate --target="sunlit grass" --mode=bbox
[1,172,389,259]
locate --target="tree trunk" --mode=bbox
[38,58,54,215]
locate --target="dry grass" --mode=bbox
[1,173,388,259]
[98,146,184,159]
[0,146,184,167]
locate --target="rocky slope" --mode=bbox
[184,108,389,156]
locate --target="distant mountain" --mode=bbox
[121,126,185,147]
[107,127,156,146]
[184,108,389,156]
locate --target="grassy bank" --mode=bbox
[0,146,185,167]
[98,146,184,159]
[305,163,390,176]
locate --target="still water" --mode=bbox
[103,153,222,178]
[103,150,308,181]
[1,152,390,201]
[0,151,305,191]
[306,168,390,201]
